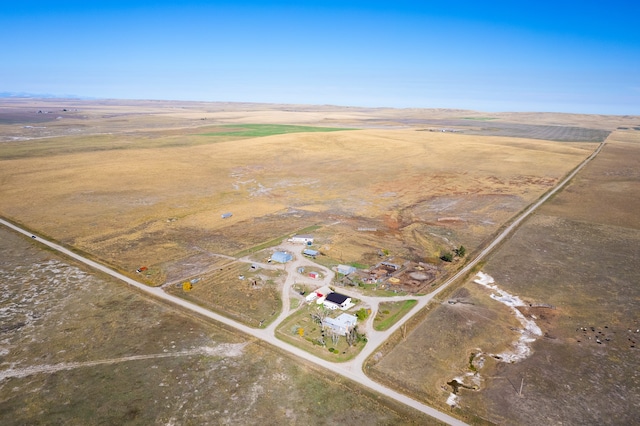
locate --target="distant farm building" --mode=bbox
[322,313,357,336]
[289,234,314,244]
[323,292,351,310]
[221,212,233,219]
[336,264,356,275]
[271,251,293,263]
[303,248,319,258]
[308,271,320,279]
[380,261,401,271]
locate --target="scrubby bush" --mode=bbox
[356,308,369,320]
[440,251,453,262]
[454,245,466,257]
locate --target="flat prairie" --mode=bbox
[2,98,639,424]
[0,99,604,288]
[367,129,640,425]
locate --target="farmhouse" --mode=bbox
[323,292,351,310]
[270,251,293,263]
[289,234,314,244]
[322,313,357,336]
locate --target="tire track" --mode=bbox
[0,344,246,380]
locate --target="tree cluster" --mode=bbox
[441,245,466,262]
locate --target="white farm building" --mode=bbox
[289,234,314,244]
[323,292,351,310]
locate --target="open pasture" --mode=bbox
[0,100,602,289]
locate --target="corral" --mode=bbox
[164,260,284,327]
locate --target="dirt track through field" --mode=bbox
[0,344,247,380]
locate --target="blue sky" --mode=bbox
[2,1,639,114]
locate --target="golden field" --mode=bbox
[0,99,609,286]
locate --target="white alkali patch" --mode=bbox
[474,272,542,363]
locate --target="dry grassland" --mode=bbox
[367,130,640,425]
[165,261,285,327]
[2,99,639,424]
[0,125,596,286]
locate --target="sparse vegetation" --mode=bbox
[199,123,354,137]
[440,251,454,262]
[374,300,418,331]
[454,245,466,257]
[368,130,640,425]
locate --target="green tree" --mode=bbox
[356,308,369,320]
[440,251,453,262]
[455,245,466,257]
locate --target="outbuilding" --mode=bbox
[337,264,356,275]
[303,249,319,258]
[271,251,293,263]
[305,292,320,302]
[290,234,314,244]
[380,261,401,271]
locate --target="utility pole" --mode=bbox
[519,377,524,397]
